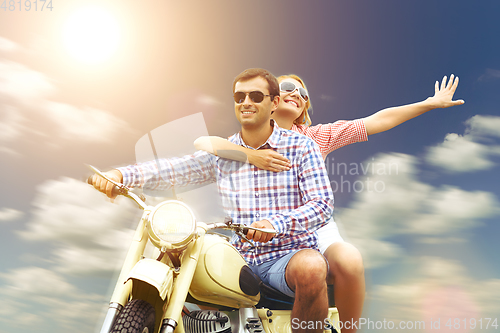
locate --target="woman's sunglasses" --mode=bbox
[280,81,309,102]
[233,91,272,104]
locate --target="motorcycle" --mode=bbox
[89,165,340,333]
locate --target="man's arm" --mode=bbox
[194,136,291,172]
[90,151,217,199]
[363,74,465,135]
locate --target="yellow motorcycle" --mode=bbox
[89,166,339,333]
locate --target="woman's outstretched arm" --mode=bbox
[194,136,291,172]
[363,74,465,135]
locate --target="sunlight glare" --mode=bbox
[63,7,121,64]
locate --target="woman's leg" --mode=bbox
[323,242,365,333]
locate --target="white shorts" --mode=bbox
[317,217,344,254]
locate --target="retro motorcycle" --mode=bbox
[89,165,339,333]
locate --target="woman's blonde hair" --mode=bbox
[277,74,312,127]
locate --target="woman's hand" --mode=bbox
[428,74,465,108]
[248,149,291,172]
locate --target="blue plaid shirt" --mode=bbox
[119,121,334,265]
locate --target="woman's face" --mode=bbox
[276,77,307,120]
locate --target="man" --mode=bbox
[91,68,334,333]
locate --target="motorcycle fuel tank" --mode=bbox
[189,234,260,308]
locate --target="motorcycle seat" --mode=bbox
[256,283,335,310]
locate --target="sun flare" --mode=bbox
[63,7,121,64]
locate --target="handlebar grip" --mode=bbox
[86,174,121,197]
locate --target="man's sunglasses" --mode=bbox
[233,91,272,104]
[279,81,309,102]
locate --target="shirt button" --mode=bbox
[254,172,258,176]
[255,193,259,197]
[256,213,260,217]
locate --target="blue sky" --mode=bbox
[0,1,499,332]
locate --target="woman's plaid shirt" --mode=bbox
[119,121,334,265]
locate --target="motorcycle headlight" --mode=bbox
[148,200,196,248]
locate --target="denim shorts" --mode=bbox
[248,248,331,298]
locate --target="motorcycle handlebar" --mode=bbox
[86,165,148,209]
[86,175,121,198]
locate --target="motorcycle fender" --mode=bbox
[126,258,174,301]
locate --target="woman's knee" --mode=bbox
[325,242,364,279]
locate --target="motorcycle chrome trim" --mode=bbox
[126,258,174,301]
[225,308,262,333]
[99,302,123,333]
[159,318,177,333]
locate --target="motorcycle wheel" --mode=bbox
[111,299,155,333]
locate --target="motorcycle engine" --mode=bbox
[183,310,231,333]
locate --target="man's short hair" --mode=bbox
[233,68,280,100]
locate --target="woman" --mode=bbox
[194,73,464,332]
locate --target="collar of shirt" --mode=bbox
[234,119,281,150]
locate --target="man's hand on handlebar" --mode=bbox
[245,220,275,243]
[89,169,124,199]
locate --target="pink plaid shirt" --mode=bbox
[292,119,368,159]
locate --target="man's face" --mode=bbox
[234,76,279,130]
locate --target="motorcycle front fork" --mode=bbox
[99,303,123,333]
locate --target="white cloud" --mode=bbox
[3,177,142,331]
[425,115,500,173]
[0,266,79,297]
[0,176,149,332]
[0,297,44,330]
[407,186,499,235]
[370,257,500,325]
[0,36,19,52]
[197,94,223,106]
[0,60,55,105]
[0,55,136,148]
[0,207,24,222]
[425,133,495,172]
[336,153,500,268]
[20,177,139,274]
[0,267,105,333]
[477,68,500,82]
[53,228,135,275]
[465,114,500,138]
[43,101,133,143]
[0,105,26,142]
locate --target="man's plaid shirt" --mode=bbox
[119,121,334,265]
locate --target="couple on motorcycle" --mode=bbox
[91,67,463,333]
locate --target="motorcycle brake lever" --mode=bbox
[242,226,276,235]
[235,230,256,247]
[87,165,147,208]
[224,220,267,247]
[88,164,127,189]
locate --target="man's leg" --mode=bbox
[324,242,365,333]
[285,249,329,333]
